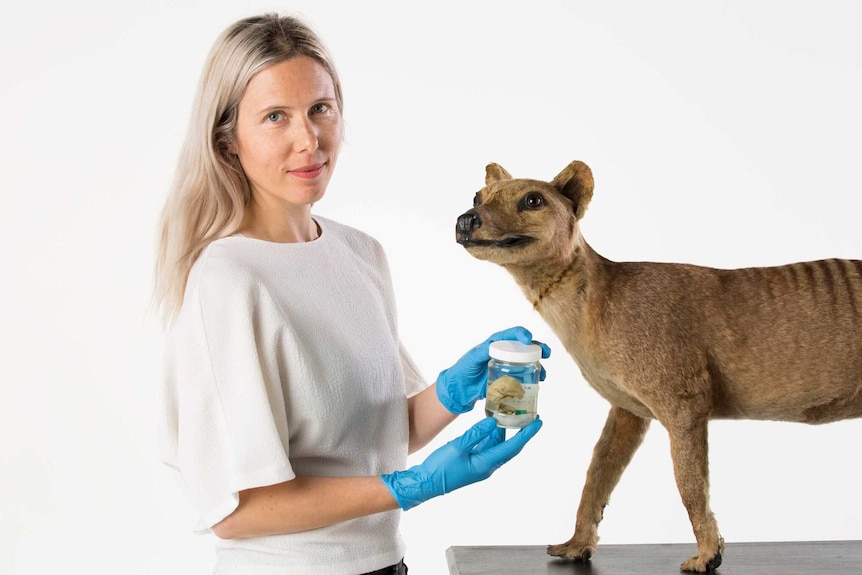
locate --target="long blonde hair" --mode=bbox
[153,13,343,326]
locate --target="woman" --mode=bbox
[154,13,547,575]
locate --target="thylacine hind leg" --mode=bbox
[548,406,651,560]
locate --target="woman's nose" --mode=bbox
[291,117,318,152]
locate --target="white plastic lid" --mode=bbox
[489,340,542,363]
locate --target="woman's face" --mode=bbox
[233,56,343,213]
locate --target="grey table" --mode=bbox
[446,540,862,574]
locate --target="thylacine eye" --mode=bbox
[522,192,545,210]
[473,192,482,207]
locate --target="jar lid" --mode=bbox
[489,340,542,363]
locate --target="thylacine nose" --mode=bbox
[456,209,482,237]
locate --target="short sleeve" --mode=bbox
[355,231,428,399]
[399,342,427,398]
[158,254,294,532]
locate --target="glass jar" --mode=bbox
[484,340,542,429]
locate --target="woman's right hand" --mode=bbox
[380,416,542,510]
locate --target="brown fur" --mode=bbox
[455,160,862,572]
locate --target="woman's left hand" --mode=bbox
[435,326,551,414]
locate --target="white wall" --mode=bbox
[2,1,860,574]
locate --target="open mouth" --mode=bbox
[457,235,535,248]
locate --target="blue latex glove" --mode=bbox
[380,416,543,510]
[436,326,551,414]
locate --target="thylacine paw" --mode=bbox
[547,541,594,561]
[680,549,722,573]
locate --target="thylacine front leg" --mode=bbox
[548,405,651,560]
[665,416,724,572]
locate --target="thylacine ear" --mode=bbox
[485,163,513,185]
[551,160,594,220]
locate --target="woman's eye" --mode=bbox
[311,103,329,114]
[266,111,284,122]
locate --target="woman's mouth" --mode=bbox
[289,163,325,179]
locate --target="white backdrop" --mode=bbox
[2,1,860,574]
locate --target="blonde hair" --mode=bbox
[153,13,343,326]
